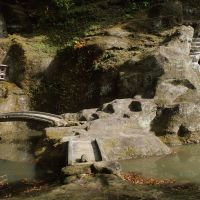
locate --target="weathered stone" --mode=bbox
[104,27,131,38]
[62,164,91,176]
[45,126,88,140]
[61,113,79,122]
[59,98,171,160]
[78,108,98,121]
[63,175,78,184]
[86,36,131,50]
[42,25,200,163]
[154,26,198,105]
[151,102,200,144]
[91,161,121,175]
[80,154,88,163]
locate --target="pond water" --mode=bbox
[0,160,35,183]
[3,144,200,184]
[120,144,200,183]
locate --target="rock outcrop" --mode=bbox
[41,98,171,163]
[35,22,200,166]
[1,1,200,168]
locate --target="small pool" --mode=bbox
[0,160,35,183]
[120,144,200,183]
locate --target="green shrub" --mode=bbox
[52,0,74,9]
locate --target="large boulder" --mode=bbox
[91,161,121,175]
[44,98,172,161]
[154,25,198,105]
[151,103,200,145]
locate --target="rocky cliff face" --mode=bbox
[1,1,200,165]
[34,21,200,166]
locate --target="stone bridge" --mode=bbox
[0,111,68,127]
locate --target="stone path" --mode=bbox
[67,139,106,165]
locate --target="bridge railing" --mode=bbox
[20,111,63,119]
[0,111,63,119]
[0,114,56,125]
[0,111,67,127]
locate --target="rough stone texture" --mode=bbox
[91,161,121,175]
[91,26,195,106]
[40,24,200,162]
[151,103,200,144]
[0,81,32,161]
[40,19,168,113]
[86,36,131,50]
[0,5,198,169]
[43,98,171,161]
[62,164,92,176]
[45,125,88,140]
[154,25,198,105]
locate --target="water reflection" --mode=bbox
[121,144,200,183]
[0,160,35,183]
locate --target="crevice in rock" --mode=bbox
[177,125,191,137]
[129,101,142,112]
[171,79,196,90]
[151,105,180,136]
[103,104,115,114]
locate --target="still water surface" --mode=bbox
[0,160,35,183]
[121,144,200,183]
[2,144,200,184]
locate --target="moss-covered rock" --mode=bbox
[62,164,92,176]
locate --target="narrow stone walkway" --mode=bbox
[67,139,107,166]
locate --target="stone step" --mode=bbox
[67,139,103,165]
[190,51,200,54]
[73,141,95,162]
[191,59,199,63]
[192,61,199,64]
[191,45,200,48]
[190,53,200,56]
[191,47,200,51]
[191,46,200,48]
[191,57,199,63]
[192,38,200,42]
[191,41,200,43]
[190,54,200,57]
[190,49,200,53]
[191,43,200,46]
